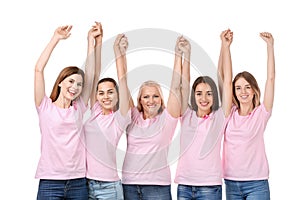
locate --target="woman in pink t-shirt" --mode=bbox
[174,30,233,200]
[222,32,275,200]
[34,23,102,200]
[121,37,183,200]
[84,33,131,200]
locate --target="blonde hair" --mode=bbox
[136,80,165,114]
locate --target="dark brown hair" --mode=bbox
[190,76,219,112]
[97,77,119,111]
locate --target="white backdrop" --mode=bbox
[0,0,299,199]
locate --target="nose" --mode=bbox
[149,97,154,104]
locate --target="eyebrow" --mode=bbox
[195,90,212,92]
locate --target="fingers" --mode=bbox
[260,32,272,38]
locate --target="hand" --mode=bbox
[220,29,233,47]
[54,25,72,40]
[175,36,191,57]
[88,22,102,40]
[114,34,128,57]
[260,32,274,46]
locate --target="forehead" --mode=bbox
[195,83,211,91]
[98,81,116,90]
[235,77,250,86]
[141,85,160,94]
[65,74,83,82]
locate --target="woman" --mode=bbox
[84,31,131,199]
[174,30,233,200]
[121,37,182,200]
[34,23,101,200]
[222,32,275,200]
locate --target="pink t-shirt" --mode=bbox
[35,96,87,179]
[122,108,178,185]
[175,107,227,186]
[84,102,131,181]
[223,104,272,180]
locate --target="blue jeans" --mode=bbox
[37,178,88,200]
[88,179,123,200]
[122,184,172,200]
[177,184,222,200]
[225,179,270,200]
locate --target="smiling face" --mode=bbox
[234,77,255,106]
[139,86,162,119]
[194,83,213,116]
[96,81,118,114]
[59,74,83,101]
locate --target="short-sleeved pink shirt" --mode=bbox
[223,104,272,180]
[122,108,178,185]
[35,96,87,180]
[84,102,131,181]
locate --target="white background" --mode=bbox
[0,0,299,199]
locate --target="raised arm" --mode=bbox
[114,34,131,116]
[34,25,72,107]
[81,23,102,106]
[260,32,275,112]
[167,36,189,118]
[179,37,191,115]
[90,22,103,108]
[220,29,233,117]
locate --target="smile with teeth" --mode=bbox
[200,102,209,106]
[68,89,77,96]
[240,95,249,99]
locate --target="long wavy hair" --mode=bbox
[232,71,260,109]
[50,66,85,103]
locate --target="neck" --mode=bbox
[239,103,254,116]
[143,111,158,119]
[197,110,211,118]
[54,96,72,109]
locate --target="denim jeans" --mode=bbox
[122,184,172,200]
[177,184,222,200]
[87,179,123,200]
[225,179,270,200]
[37,178,88,200]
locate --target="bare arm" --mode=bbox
[114,34,131,116]
[261,32,275,112]
[180,37,191,115]
[90,22,103,108]
[81,23,102,106]
[34,25,72,107]
[220,29,233,117]
[167,36,191,118]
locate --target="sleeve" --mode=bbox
[36,96,50,113]
[115,109,132,132]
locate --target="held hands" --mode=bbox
[220,29,233,47]
[88,21,103,42]
[54,25,72,40]
[260,32,274,46]
[175,36,191,58]
[114,34,128,57]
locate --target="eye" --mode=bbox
[196,92,202,96]
[77,83,82,87]
[98,92,104,95]
[69,79,74,83]
[154,95,160,98]
[207,91,213,96]
[235,86,241,90]
[246,86,251,89]
[143,95,149,99]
